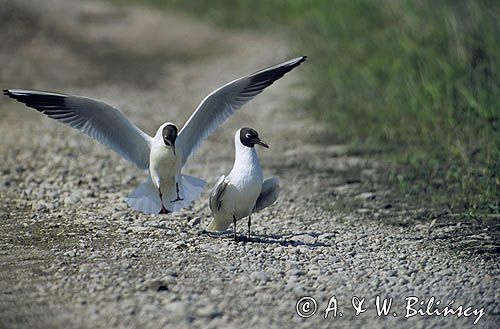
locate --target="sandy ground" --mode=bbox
[0,1,498,328]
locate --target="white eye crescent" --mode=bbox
[245,133,251,138]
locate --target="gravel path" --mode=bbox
[0,1,498,328]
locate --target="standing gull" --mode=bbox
[3,56,304,214]
[208,128,279,241]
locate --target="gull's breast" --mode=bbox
[149,144,181,188]
[224,171,262,217]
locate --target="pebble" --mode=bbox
[189,217,201,227]
[128,226,151,234]
[146,280,169,292]
[64,250,77,257]
[165,301,188,318]
[121,248,139,258]
[318,233,336,240]
[196,304,223,319]
[355,192,376,200]
[64,195,80,206]
[290,234,316,244]
[250,271,269,282]
[33,202,48,212]
[161,274,177,284]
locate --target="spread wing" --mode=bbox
[209,175,227,214]
[176,56,306,165]
[3,89,152,169]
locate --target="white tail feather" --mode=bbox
[170,174,206,212]
[125,176,160,214]
[125,175,206,214]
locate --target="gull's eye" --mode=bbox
[245,133,251,138]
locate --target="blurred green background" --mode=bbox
[128,0,499,218]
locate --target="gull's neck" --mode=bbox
[230,134,261,175]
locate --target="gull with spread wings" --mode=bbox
[3,56,305,214]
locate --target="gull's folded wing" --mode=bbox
[176,56,306,165]
[209,175,227,214]
[3,89,152,169]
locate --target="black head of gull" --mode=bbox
[162,124,178,154]
[239,127,269,148]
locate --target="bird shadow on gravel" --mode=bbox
[200,230,331,247]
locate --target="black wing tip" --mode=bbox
[278,55,307,71]
[293,55,307,67]
[3,89,68,97]
[291,55,307,66]
[244,55,308,92]
[3,89,23,100]
[3,89,67,111]
[3,89,67,98]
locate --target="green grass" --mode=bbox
[127,0,499,217]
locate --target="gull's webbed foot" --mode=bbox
[170,196,184,203]
[159,206,170,214]
[158,188,170,214]
[170,182,183,203]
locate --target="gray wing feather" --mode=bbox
[254,177,280,213]
[3,89,152,169]
[177,56,306,165]
[209,175,227,214]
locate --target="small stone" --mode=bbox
[165,301,187,317]
[147,280,169,292]
[361,169,376,178]
[318,233,336,241]
[0,179,11,188]
[250,271,269,282]
[121,262,132,270]
[355,192,376,200]
[33,202,47,212]
[290,234,316,244]
[64,195,80,206]
[197,304,223,319]
[308,266,322,276]
[64,250,77,257]
[284,280,304,293]
[129,226,151,233]
[83,190,95,197]
[289,269,306,277]
[111,212,126,220]
[189,217,201,227]
[161,274,177,284]
[209,286,222,296]
[121,247,139,258]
